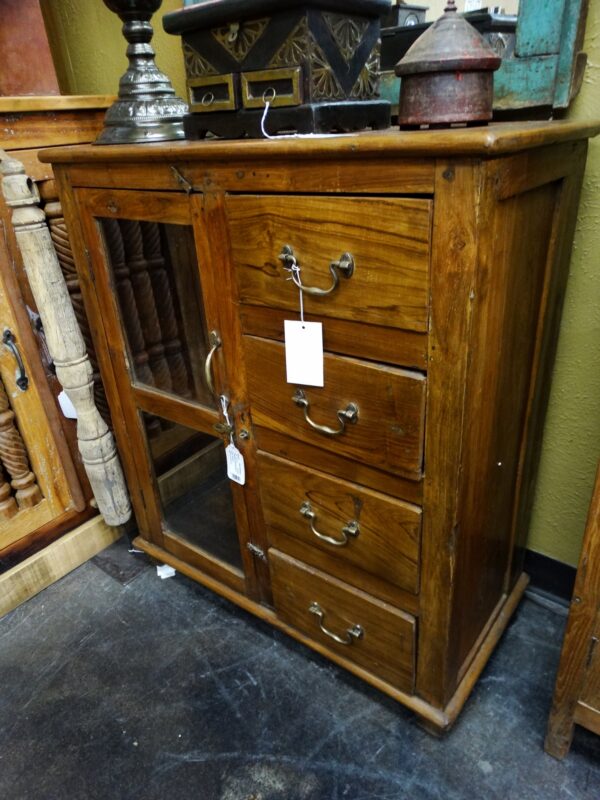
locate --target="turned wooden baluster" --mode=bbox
[102,219,161,437]
[119,220,172,393]
[0,151,131,526]
[46,202,112,427]
[0,376,42,508]
[140,221,191,397]
[0,460,18,520]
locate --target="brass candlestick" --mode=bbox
[96,0,187,144]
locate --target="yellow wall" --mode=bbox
[43,1,599,566]
[527,2,600,565]
[41,0,187,100]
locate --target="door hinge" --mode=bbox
[246,542,267,562]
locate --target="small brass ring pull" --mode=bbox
[299,501,359,547]
[279,245,355,297]
[201,91,215,107]
[204,330,221,395]
[309,602,363,646]
[263,87,277,104]
[292,389,358,437]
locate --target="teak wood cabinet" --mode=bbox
[44,121,599,731]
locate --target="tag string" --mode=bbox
[261,99,277,141]
[219,394,234,444]
[283,257,305,324]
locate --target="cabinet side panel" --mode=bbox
[448,149,583,683]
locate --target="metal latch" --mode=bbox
[246,542,267,562]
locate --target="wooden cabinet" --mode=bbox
[0,96,113,567]
[545,463,600,758]
[44,120,599,732]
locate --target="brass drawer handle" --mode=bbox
[204,330,221,395]
[299,501,359,547]
[309,602,364,645]
[292,389,358,437]
[279,244,355,297]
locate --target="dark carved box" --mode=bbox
[163,0,392,138]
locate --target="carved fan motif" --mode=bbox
[323,13,369,63]
[351,44,381,99]
[183,43,217,78]
[311,39,345,100]
[269,17,310,67]
[212,18,269,62]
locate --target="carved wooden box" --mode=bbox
[163,0,391,138]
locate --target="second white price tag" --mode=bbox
[226,443,245,485]
[284,320,324,387]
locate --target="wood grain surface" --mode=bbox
[245,336,426,479]
[258,451,421,594]
[270,549,416,692]
[546,463,600,758]
[227,194,431,333]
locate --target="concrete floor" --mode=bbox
[1,538,599,800]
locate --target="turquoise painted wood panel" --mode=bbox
[493,57,558,109]
[516,0,566,57]
[555,0,588,107]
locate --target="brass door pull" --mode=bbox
[2,329,28,391]
[279,244,355,297]
[292,389,358,437]
[299,501,359,547]
[308,602,363,645]
[204,330,221,395]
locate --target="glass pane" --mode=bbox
[99,218,215,408]
[144,414,242,571]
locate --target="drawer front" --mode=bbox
[227,195,431,333]
[270,550,416,692]
[258,452,421,594]
[188,74,237,113]
[241,68,302,109]
[245,336,426,479]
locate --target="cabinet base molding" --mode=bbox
[0,515,122,619]
[133,535,528,732]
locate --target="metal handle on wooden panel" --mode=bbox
[2,329,28,391]
[204,330,221,395]
[299,501,359,547]
[308,602,363,645]
[292,389,358,437]
[279,245,355,297]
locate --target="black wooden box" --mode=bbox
[163,0,392,138]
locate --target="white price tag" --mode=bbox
[464,0,483,10]
[226,443,246,485]
[284,320,324,387]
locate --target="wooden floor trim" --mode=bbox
[0,515,122,619]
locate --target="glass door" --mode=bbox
[76,189,251,594]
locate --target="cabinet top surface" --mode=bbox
[40,120,600,166]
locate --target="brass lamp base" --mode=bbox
[96,0,187,145]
